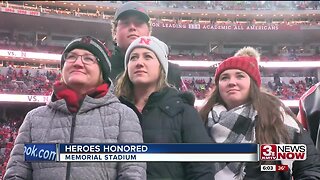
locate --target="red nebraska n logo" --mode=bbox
[139,38,151,45]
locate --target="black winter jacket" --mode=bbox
[110,46,182,89]
[120,87,215,180]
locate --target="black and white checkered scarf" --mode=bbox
[207,103,300,180]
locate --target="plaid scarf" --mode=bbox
[208,103,257,180]
[53,81,109,113]
[207,103,301,179]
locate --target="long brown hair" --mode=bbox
[199,78,296,144]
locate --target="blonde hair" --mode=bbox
[234,46,261,62]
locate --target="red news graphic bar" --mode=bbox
[276,164,289,172]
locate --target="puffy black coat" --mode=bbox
[120,87,215,180]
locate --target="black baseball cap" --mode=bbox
[114,2,150,22]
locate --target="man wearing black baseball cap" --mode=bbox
[110,1,182,90]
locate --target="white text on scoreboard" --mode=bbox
[260,144,306,161]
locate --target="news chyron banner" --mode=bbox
[24,143,258,162]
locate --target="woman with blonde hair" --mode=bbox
[199,47,320,180]
[116,36,214,180]
[4,36,146,180]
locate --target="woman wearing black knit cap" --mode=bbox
[4,36,146,180]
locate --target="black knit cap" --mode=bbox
[61,36,111,83]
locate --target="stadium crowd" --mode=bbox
[140,1,320,11]
[1,1,320,26]
[1,34,320,63]
[3,1,319,13]
[0,116,22,178]
[0,66,61,95]
[0,65,317,101]
[182,76,317,100]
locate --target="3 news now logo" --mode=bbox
[260,144,307,161]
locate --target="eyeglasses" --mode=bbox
[63,52,98,65]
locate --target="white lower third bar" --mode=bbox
[59,153,258,162]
